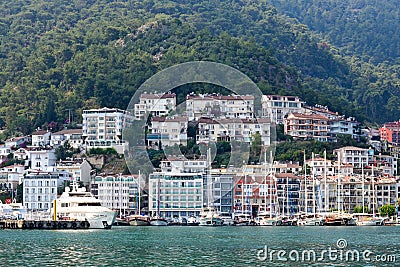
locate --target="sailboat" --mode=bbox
[199,147,223,226]
[149,172,168,226]
[129,171,150,226]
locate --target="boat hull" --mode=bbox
[129,219,150,226]
[150,219,168,226]
[199,217,223,226]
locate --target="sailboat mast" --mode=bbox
[270,150,273,218]
[138,170,141,215]
[324,150,328,212]
[312,152,316,216]
[338,155,341,213]
[362,164,364,214]
[372,164,375,217]
[264,150,267,214]
[304,150,308,214]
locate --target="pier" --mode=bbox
[0,220,90,230]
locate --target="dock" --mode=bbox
[0,219,90,229]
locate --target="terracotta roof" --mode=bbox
[186,94,254,101]
[288,112,329,120]
[32,130,49,135]
[140,93,176,99]
[53,129,82,135]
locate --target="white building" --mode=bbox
[51,129,83,149]
[334,146,373,169]
[0,146,12,157]
[186,94,254,120]
[197,117,271,146]
[261,95,303,124]
[90,174,139,215]
[149,172,203,218]
[31,130,51,147]
[134,93,176,120]
[5,136,30,148]
[147,116,188,148]
[82,107,134,154]
[374,154,398,176]
[29,149,57,171]
[56,159,92,185]
[23,171,70,211]
[329,117,359,140]
[160,156,207,173]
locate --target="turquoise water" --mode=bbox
[0,226,399,266]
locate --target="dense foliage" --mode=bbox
[0,0,399,140]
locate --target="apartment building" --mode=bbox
[51,128,83,149]
[82,107,134,154]
[380,121,400,144]
[329,117,359,140]
[147,116,188,148]
[23,171,70,211]
[90,174,139,215]
[284,112,330,142]
[334,146,372,168]
[186,94,254,120]
[134,93,176,120]
[148,172,203,218]
[261,95,303,124]
[197,117,271,146]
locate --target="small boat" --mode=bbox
[257,215,279,226]
[233,212,252,226]
[150,215,168,226]
[276,216,298,226]
[186,216,200,226]
[298,214,324,226]
[324,213,355,226]
[114,216,130,226]
[220,212,234,226]
[199,207,223,226]
[128,214,150,226]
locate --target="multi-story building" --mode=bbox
[302,104,342,120]
[380,121,400,144]
[55,159,92,185]
[82,107,134,154]
[334,146,372,169]
[261,95,303,124]
[51,129,83,149]
[90,174,139,216]
[329,117,359,140]
[284,112,330,141]
[274,173,301,215]
[147,116,188,149]
[197,117,271,146]
[160,156,207,173]
[148,172,203,218]
[186,94,254,120]
[210,174,234,213]
[373,154,398,176]
[31,130,51,147]
[29,148,57,171]
[134,93,176,120]
[23,171,70,211]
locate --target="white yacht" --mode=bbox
[149,215,168,226]
[220,212,234,226]
[51,182,117,229]
[199,207,223,226]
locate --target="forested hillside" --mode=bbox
[0,0,399,138]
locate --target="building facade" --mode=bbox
[147,116,188,149]
[90,174,139,216]
[261,95,303,124]
[149,172,203,218]
[134,93,176,120]
[284,112,330,141]
[82,107,134,153]
[197,117,271,146]
[186,94,254,120]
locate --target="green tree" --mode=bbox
[379,204,396,217]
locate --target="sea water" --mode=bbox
[0,226,398,266]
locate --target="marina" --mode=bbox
[1,226,399,266]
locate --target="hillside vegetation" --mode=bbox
[0,0,399,139]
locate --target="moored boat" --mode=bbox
[128,214,150,226]
[199,207,223,226]
[51,181,117,229]
[150,215,168,226]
